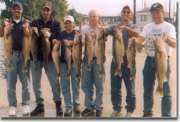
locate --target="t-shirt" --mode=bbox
[105,22,137,56]
[81,25,104,59]
[140,21,176,57]
[60,30,75,63]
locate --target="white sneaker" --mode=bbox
[125,112,133,117]
[9,107,16,116]
[111,111,123,117]
[22,105,30,115]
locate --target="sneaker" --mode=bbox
[96,110,102,117]
[22,105,30,115]
[111,111,123,117]
[81,108,95,117]
[125,112,133,117]
[9,106,16,116]
[30,104,44,116]
[55,101,63,116]
[64,109,72,117]
[73,105,81,114]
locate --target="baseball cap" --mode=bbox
[42,1,52,10]
[12,1,23,10]
[150,2,164,12]
[64,15,75,23]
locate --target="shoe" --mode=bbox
[143,112,153,118]
[73,105,81,114]
[96,110,102,117]
[22,105,30,115]
[111,110,123,117]
[9,106,16,116]
[125,112,133,117]
[55,101,63,116]
[30,104,44,116]
[64,109,72,117]
[81,108,95,117]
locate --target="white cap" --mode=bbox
[64,15,75,23]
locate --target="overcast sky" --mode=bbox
[0,0,177,16]
[66,0,177,16]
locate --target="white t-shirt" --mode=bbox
[140,21,176,57]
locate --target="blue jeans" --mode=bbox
[81,58,104,111]
[60,63,80,110]
[110,56,136,112]
[143,56,172,117]
[6,51,30,107]
[30,61,61,104]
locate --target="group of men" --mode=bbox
[0,0,176,118]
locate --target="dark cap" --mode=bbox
[42,1,52,10]
[150,2,164,12]
[12,1,23,10]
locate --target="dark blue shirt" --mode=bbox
[11,18,26,51]
[60,30,75,63]
[31,18,61,61]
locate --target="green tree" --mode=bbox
[1,0,68,22]
[68,8,84,25]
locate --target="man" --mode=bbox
[81,10,105,117]
[122,3,176,117]
[59,15,81,117]
[0,2,31,116]
[30,1,63,117]
[105,5,137,117]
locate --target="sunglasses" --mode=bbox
[123,11,130,14]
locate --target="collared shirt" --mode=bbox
[31,18,61,61]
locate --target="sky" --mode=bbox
[66,0,177,16]
[0,0,177,16]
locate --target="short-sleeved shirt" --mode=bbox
[81,25,104,59]
[31,18,61,61]
[140,21,176,57]
[60,30,76,63]
[8,17,28,51]
[105,22,136,57]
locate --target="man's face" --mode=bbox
[65,21,73,31]
[121,8,132,21]
[12,6,23,19]
[89,11,99,26]
[41,7,52,21]
[151,10,164,24]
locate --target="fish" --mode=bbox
[3,22,13,70]
[51,41,61,78]
[64,41,72,80]
[40,28,51,66]
[114,27,125,77]
[154,34,168,96]
[72,32,82,80]
[127,37,136,80]
[84,32,94,70]
[96,28,106,80]
[31,30,39,63]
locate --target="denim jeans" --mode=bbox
[6,51,30,107]
[30,61,61,104]
[110,55,136,112]
[60,63,80,111]
[81,58,104,111]
[143,56,172,117]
